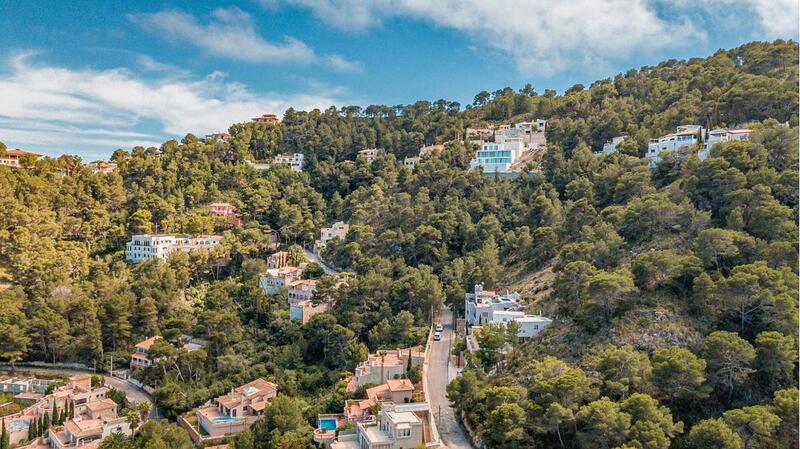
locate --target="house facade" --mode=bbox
[272,153,305,172]
[646,125,705,164]
[600,135,627,155]
[315,221,350,253]
[88,161,117,174]
[330,402,439,449]
[358,149,382,164]
[251,113,279,124]
[124,234,222,263]
[130,336,162,369]
[348,348,424,391]
[0,149,41,168]
[465,284,552,341]
[259,266,304,295]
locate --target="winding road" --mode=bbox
[302,247,340,276]
[425,308,473,449]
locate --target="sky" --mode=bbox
[0,0,797,161]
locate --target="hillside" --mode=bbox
[0,40,797,449]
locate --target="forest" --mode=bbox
[0,40,797,449]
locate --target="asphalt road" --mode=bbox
[426,308,473,449]
[302,247,340,276]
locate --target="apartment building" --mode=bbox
[347,348,424,392]
[315,221,350,253]
[124,234,222,263]
[196,378,278,438]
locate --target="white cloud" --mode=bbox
[129,7,362,72]
[0,53,345,159]
[279,0,797,75]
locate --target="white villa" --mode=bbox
[699,128,753,160]
[330,402,439,449]
[125,234,222,263]
[646,125,705,165]
[465,284,551,342]
[315,221,350,253]
[600,135,628,155]
[273,153,305,172]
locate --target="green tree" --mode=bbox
[582,269,637,326]
[595,345,652,398]
[703,331,755,403]
[754,331,796,390]
[651,347,707,406]
[723,406,781,449]
[688,419,743,449]
[483,402,527,449]
[576,397,631,449]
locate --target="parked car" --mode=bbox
[433,332,442,341]
[435,324,443,332]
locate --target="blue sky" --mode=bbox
[0,0,797,161]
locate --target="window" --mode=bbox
[398,428,411,438]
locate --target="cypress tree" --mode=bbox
[68,401,74,419]
[1,418,8,449]
[27,418,33,441]
[43,412,50,431]
[30,417,38,438]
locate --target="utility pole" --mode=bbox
[109,355,113,377]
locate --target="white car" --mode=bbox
[435,324,443,332]
[433,332,442,341]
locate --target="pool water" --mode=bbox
[211,417,243,423]
[319,418,337,431]
[8,419,30,432]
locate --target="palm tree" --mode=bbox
[136,401,151,422]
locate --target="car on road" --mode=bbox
[434,332,442,341]
[435,324,443,332]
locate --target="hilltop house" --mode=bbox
[88,161,118,174]
[358,148,382,164]
[0,149,41,168]
[205,132,231,142]
[196,378,278,438]
[251,113,279,124]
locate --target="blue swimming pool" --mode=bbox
[319,418,337,431]
[211,417,243,423]
[8,419,30,432]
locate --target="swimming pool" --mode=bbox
[8,419,30,432]
[318,418,337,431]
[210,417,243,423]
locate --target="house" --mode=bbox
[465,127,493,142]
[130,336,162,369]
[272,153,305,172]
[330,402,439,449]
[418,144,443,158]
[358,148,382,164]
[289,300,331,324]
[259,266,304,295]
[265,251,289,269]
[468,137,528,174]
[251,113,279,124]
[196,378,277,438]
[124,234,222,263]
[88,161,117,174]
[205,132,231,142]
[600,135,627,155]
[314,221,350,253]
[48,397,131,449]
[347,348,424,392]
[513,120,547,146]
[699,128,753,160]
[208,202,242,227]
[180,335,208,351]
[465,284,552,341]
[0,149,41,168]
[403,156,420,169]
[0,377,57,395]
[287,279,318,303]
[646,125,705,165]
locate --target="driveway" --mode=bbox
[426,308,473,449]
[302,247,340,276]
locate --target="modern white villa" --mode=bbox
[330,402,440,449]
[124,234,222,263]
[465,284,551,342]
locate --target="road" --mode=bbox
[302,248,340,276]
[1,365,162,419]
[426,308,473,449]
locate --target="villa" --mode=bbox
[196,379,278,438]
[358,148,382,164]
[130,336,162,370]
[48,397,131,449]
[699,128,753,160]
[600,135,628,155]
[329,402,439,449]
[0,377,57,395]
[259,266,305,295]
[251,113,279,124]
[266,251,289,269]
[124,234,222,263]
[465,284,551,342]
[314,221,350,253]
[347,348,424,392]
[88,161,117,174]
[272,153,305,172]
[646,125,705,165]
[0,149,41,168]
